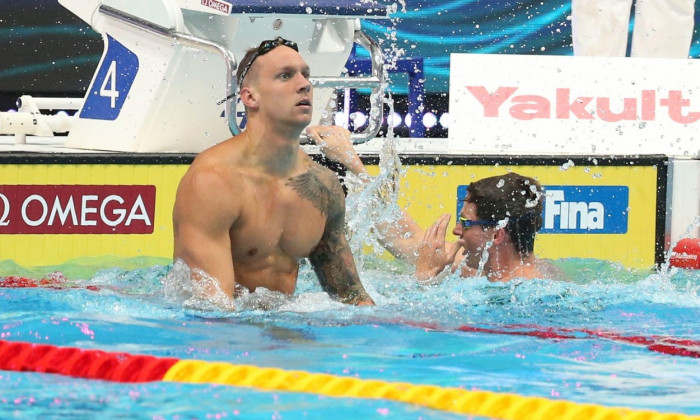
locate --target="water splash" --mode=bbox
[344,95,406,266]
[475,240,494,278]
[160,259,235,312]
[341,1,412,265]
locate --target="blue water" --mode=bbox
[1,258,699,419]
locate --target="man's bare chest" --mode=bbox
[230,185,327,262]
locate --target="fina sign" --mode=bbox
[540,186,629,234]
[456,184,629,234]
[448,54,699,157]
[0,185,156,234]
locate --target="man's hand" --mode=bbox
[415,214,463,282]
[306,126,366,175]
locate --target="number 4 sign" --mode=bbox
[80,35,139,121]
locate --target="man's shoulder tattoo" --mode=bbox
[287,163,343,217]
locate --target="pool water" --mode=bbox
[1,257,698,419]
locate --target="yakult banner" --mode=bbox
[448,54,699,157]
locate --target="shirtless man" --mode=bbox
[309,128,560,283]
[172,37,374,306]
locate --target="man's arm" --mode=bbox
[306,126,460,270]
[308,126,469,281]
[307,163,374,306]
[173,165,239,299]
[306,125,424,262]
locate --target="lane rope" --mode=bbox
[0,275,101,291]
[388,319,700,359]
[456,324,700,358]
[0,339,697,420]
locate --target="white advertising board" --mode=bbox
[448,54,699,157]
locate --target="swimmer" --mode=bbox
[172,37,374,307]
[308,128,563,283]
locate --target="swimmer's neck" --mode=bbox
[245,115,306,146]
[239,125,304,175]
[486,253,538,283]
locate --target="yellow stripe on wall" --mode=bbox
[0,164,189,268]
[0,159,660,270]
[366,163,659,269]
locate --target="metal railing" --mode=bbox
[99,5,385,144]
[99,4,239,136]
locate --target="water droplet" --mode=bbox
[559,159,575,171]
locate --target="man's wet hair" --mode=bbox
[465,172,543,257]
[236,47,260,88]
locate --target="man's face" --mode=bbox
[452,200,495,270]
[250,45,313,127]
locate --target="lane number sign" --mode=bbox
[80,35,139,120]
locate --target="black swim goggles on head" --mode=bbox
[237,37,299,87]
[218,37,299,105]
[459,217,498,230]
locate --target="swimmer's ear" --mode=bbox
[492,228,507,245]
[239,86,259,110]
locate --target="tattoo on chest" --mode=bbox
[286,167,333,216]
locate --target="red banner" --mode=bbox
[0,185,156,234]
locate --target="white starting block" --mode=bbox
[48,0,387,152]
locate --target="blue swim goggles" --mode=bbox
[459,217,498,230]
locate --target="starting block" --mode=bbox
[55,0,388,152]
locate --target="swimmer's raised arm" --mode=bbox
[307,125,458,272]
[307,125,423,262]
[306,161,374,306]
[306,126,366,175]
[173,164,240,299]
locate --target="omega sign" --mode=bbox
[0,185,156,234]
[201,0,231,14]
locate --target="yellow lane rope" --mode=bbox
[163,360,697,420]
